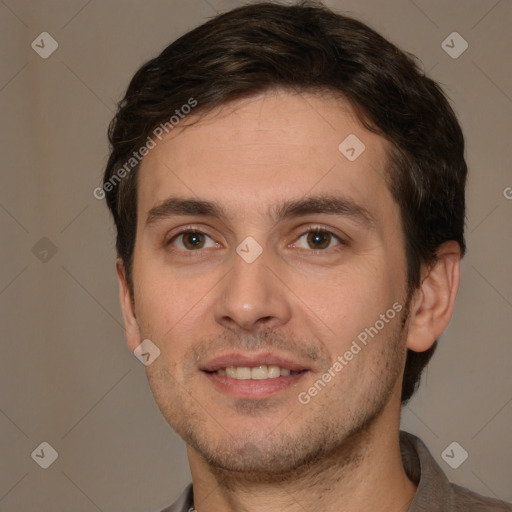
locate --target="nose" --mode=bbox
[213,245,292,333]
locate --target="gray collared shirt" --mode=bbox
[159,430,512,511]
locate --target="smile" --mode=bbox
[213,365,304,380]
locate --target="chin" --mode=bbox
[184,421,343,481]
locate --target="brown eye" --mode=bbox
[182,232,205,250]
[294,229,343,251]
[306,231,332,250]
[168,230,217,251]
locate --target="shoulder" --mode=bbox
[449,483,512,512]
[399,430,512,512]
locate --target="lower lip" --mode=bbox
[203,371,308,399]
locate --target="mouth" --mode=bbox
[207,365,305,380]
[201,353,310,399]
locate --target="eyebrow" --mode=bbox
[145,194,375,229]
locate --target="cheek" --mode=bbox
[295,259,403,357]
[133,259,220,360]
[133,250,189,326]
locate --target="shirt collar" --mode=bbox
[399,430,454,511]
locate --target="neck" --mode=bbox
[187,403,417,512]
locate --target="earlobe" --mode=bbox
[116,259,141,352]
[406,241,461,352]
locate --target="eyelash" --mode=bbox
[165,225,348,255]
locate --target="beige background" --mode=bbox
[0,0,511,511]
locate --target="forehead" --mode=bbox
[136,89,394,228]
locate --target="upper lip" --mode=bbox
[201,352,310,372]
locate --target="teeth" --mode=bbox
[236,367,252,380]
[251,365,268,380]
[217,365,298,380]
[267,365,281,378]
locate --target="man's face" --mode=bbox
[125,89,411,475]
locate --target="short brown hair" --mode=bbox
[103,0,467,404]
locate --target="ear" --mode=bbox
[406,241,461,352]
[116,259,141,352]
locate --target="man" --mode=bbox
[101,1,512,511]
